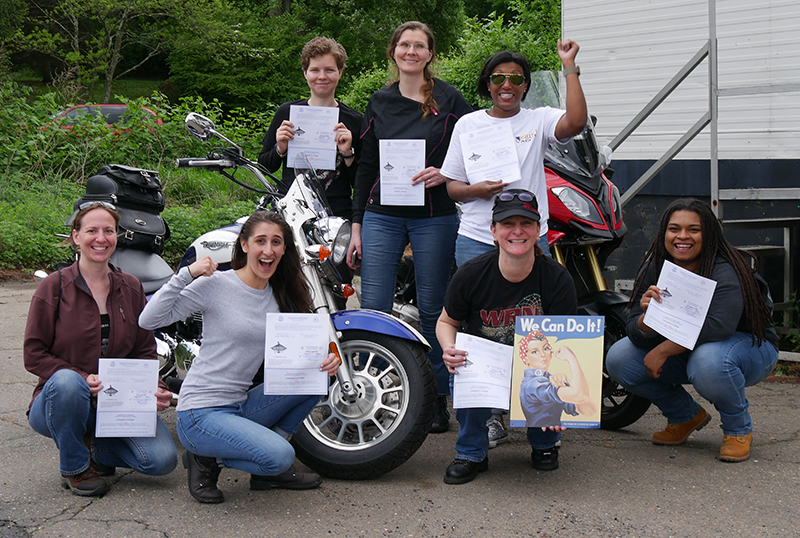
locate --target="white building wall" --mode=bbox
[563,0,800,160]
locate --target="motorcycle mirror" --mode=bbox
[184,113,215,142]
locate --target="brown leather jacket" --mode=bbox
[23,262,158,411]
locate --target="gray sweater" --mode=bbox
[139,267,279,411]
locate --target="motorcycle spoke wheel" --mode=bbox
[307,341,410,448]
[293,330,436,480]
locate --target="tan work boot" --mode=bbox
[652,407,711,445]
[719,432,752,462]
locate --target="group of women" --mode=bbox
[24,20,780,503]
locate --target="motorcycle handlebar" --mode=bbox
[175,158,234,168]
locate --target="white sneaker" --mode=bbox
[487,415,509,448]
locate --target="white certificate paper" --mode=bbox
[95,358,157,438]
[379,139,425,206]
[459,123,521,184]
[452,333,513,410]
[643,260,717,349]
[265,313,329,395]
[287,105,339,171]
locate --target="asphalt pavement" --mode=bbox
[1,280,798,538]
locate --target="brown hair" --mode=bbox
[386,21,439,118]
[65,202,120,251]
[231,211,311,313]
[301,36,347,71]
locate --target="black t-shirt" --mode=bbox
[444,250,578,345]
[258,99,363,220]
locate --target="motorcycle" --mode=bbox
[543,115,651,430]
[166,113,437,479]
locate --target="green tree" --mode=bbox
[165,0,308,109]
[341,0,562,111]
[10,0,174,102]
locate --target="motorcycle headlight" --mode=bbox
[611,184,623,225]
[551,186,604,225]
[330,220,351,265]
[311,217,347,246]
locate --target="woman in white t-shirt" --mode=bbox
[439,42,588,447]
[440,42,588,267]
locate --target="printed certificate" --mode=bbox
[265,313,329,395]
[95,358,158,438]
[459,122,521,184]
[287,105,339,171]
[379,139,425,206]
[452,332,513,410]
[643,260,717,349]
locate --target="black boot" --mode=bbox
[182,451,224,504]
[250,465,323,490]
[430,396,450,434]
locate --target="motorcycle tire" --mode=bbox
[600,304,652,430]
[292,330,437,480]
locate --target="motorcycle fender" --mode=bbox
[577,290,630,317]
[331,309,431,351]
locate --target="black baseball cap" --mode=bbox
[492,189,541,223]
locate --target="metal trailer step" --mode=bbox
[735,244,787,256]
[722,217,800,230]
[719,188,800,200]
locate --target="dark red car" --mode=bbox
[53,104,162,127]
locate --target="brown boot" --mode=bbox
[719,432,752,462]
[61,464,109,497]
[652,407,711,445]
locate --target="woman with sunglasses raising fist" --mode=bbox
[439,40,587,450]
[441,41,587,267]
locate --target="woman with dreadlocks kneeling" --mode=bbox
[606,198,778,462]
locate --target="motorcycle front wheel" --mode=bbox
[292,330,437,479]
[600,304,652,430]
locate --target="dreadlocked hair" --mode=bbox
[231,211,311,314]
[629,198,772,345]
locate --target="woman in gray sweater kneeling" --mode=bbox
[140,211,339,503]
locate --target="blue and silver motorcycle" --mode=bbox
[125,113,437,480]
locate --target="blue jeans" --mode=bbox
[176,385,319,475]
[28,369,177,476]
[454,234,550,268]
[606,333,778,435]
[449,378,559,462]
[361,211,459,396]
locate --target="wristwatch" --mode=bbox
[563,65,580,77]
[342,147,356,160]
[275,143,287,158]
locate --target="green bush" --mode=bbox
[0,82,277,271]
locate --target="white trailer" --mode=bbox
[562,0,799,309]
[563,0,800,171]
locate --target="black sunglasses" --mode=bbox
[490,73,526,86]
